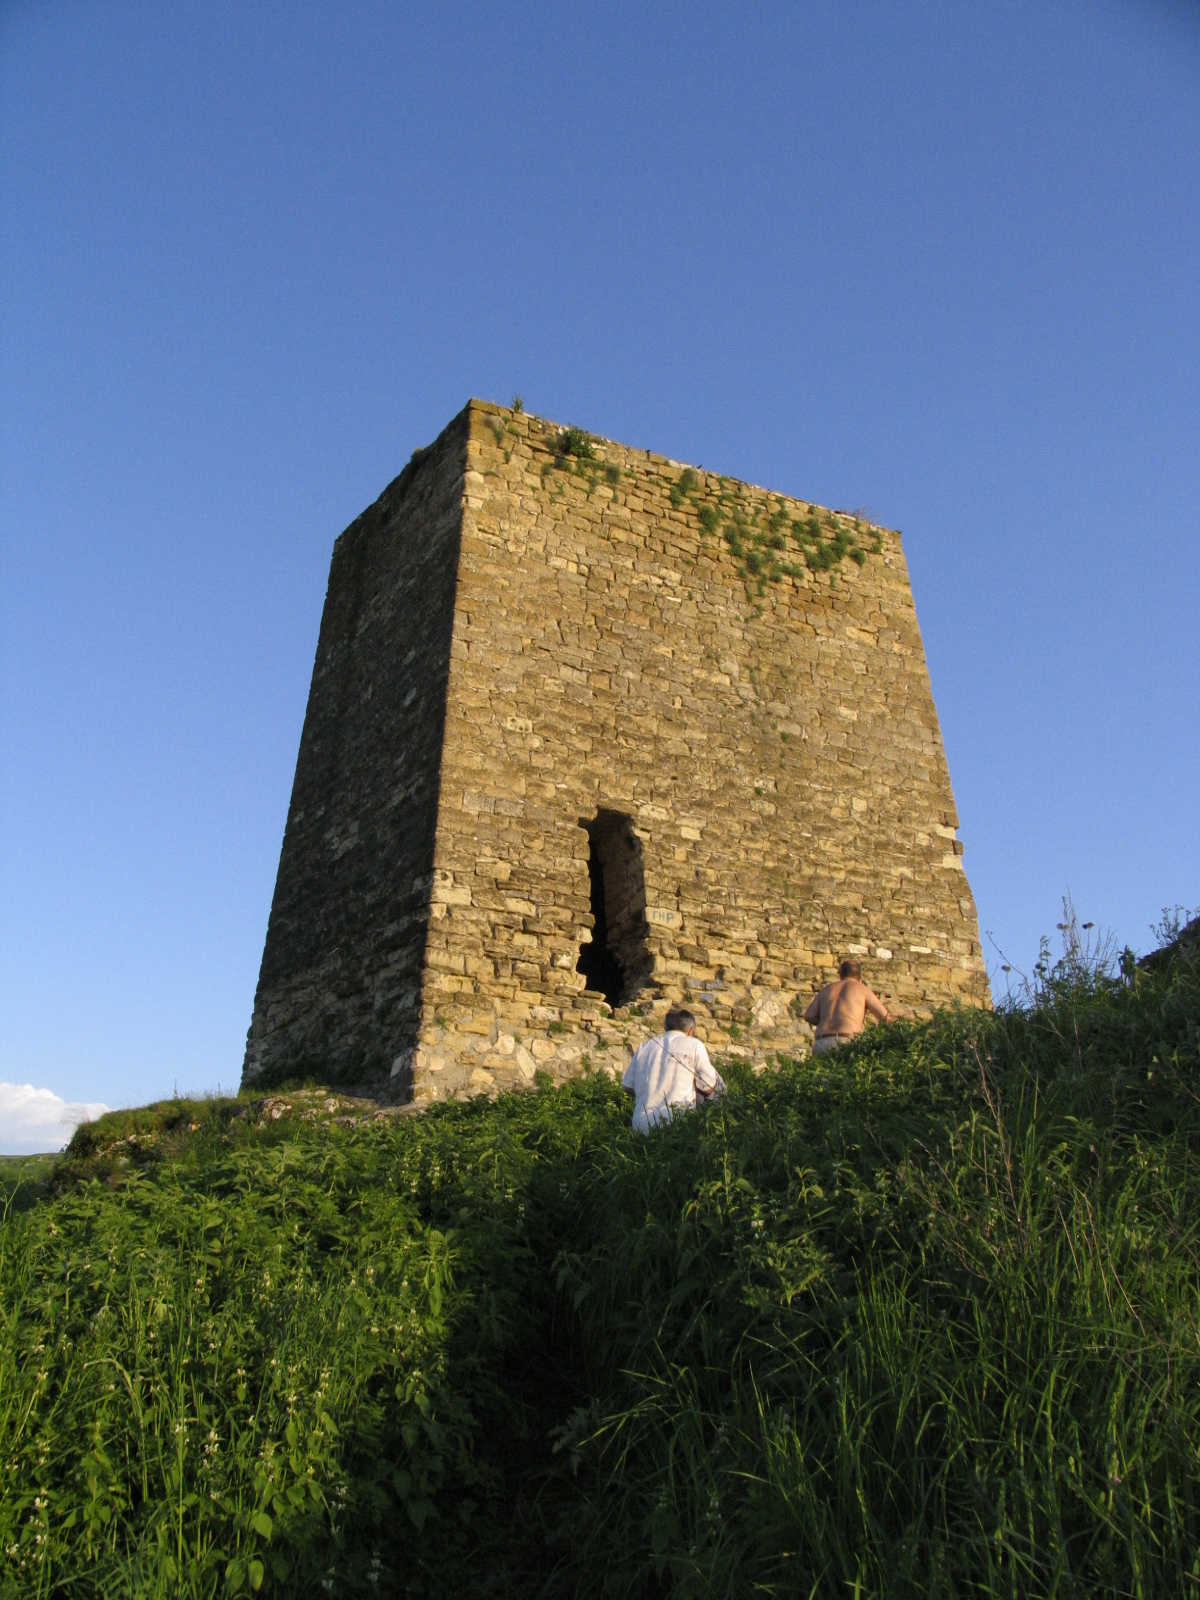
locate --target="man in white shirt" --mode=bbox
[621,1007,721,1134]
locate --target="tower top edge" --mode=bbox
[460,398,900,539]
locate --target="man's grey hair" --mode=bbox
[664,1006,696,1033]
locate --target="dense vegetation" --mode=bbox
[2,933,1198,1598]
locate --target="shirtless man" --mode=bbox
[803,960,889,1054]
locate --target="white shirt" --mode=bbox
[621,1030,718,1134]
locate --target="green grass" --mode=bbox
[3,942,1199,1596]
[0,1157,57,1215]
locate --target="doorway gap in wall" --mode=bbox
[576,809,650,1006]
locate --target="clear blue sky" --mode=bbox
[2,1,1197,1122]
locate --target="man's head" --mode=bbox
[839,959,862,980]
[664,1006,696,1035]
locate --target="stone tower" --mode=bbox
[242,401,989,1102]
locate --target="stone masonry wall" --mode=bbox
[242,410,468,1088]
[243,399,989,1100]
[406,402,988,1104]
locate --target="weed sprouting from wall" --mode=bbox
[677,475,884,593]
[557,426,595,462]
[506,409,885,591]
[546,425,616,497]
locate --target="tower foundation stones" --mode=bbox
[242,401,990,1101]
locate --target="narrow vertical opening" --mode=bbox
[576,810,649,1007]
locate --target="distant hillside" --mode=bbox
[2,931,1198,1598]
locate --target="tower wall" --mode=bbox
[244,400,989,1099]
[243,409,467,1087]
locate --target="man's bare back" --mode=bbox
[804,972,889,1043]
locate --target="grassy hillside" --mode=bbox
[0,1156,56,1208]
[2,938,1198,1598]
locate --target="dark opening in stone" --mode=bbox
[576,810,650,1007]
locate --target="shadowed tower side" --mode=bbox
[242,409,469,1092]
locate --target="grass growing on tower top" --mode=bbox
[2,933,1199,1596]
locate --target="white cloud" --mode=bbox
[0,1083,110,1155]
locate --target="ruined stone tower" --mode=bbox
[242,400,989,1102]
